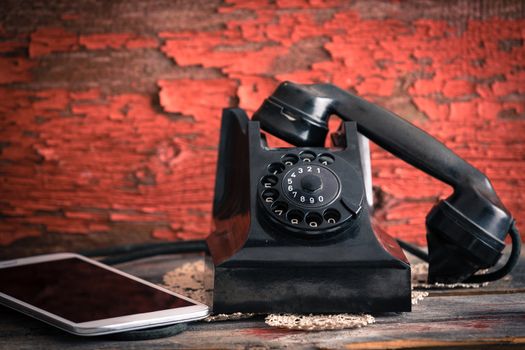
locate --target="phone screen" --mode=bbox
[0,257,194,323]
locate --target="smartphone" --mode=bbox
[0,253,209,336]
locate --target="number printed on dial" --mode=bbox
[282,164,340,208]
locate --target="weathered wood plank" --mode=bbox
[1,0,524,254]
[345,338,525,349]
[0,292,523,349]
[0,253,524,349]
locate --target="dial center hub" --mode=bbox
[301,174,323,193]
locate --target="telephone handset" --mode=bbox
[206,81,521,314]
[252,81,521,284]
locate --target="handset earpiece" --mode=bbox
[253,81,521,283]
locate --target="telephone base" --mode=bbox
[210,264,411,314]
[207,108,411,314]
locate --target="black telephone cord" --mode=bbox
[81,224,520,283]
[464,221,521,283]
[397,222,521,284]
[84,238,431,266]
[81,240,209,265]
[395,239,429,262]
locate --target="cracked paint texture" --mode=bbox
[0,0,524,256]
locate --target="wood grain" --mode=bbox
[0,253,524,349]
[0,0,524,255]
[345,338,525,350]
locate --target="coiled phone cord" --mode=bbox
[82,222,521,284]
[397,221,522,284]
[464,221,521,283]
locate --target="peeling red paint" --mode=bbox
[125,37,159,49]
[79,33,158,50]
[70,88,101,101]
[235,75,277,113]
[442,80,476,98]
[0,58,34,84]
[29,27,158,57]
[158,79,237,122]
[0,1,524,249]
[156,5,524,244]
[0,40,26,53]
[29,27,78,57]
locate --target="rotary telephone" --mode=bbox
[206,81,521,314]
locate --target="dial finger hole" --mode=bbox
[271,201,288,217]
[305,212,323,228]
[262,189,279,203]
[261,175,278,188]
[299,151,316,162]
[287,209,304,225]
[281,154,299,166]
[318,153,335,165]
[323,209,341,224]
[268,162,285,174]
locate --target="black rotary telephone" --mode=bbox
[206,81,521,314]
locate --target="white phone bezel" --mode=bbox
[0,252,210,336]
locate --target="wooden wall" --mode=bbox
[1,0,524,257]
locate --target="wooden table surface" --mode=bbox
[1,251,524,349]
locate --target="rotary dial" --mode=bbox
[282,165,340,208]
[258,151,361,235]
